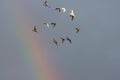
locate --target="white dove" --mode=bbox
[69,9,75,21]
[61,8,66,13]
[44,22,50,28]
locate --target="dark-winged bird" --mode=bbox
[55,8,61,12]
[55,8,66,13]
[75,27,80,33]
[61,37,65,44]
[53,38,58,46]
[43,1,47,7]
[69,9,75,21]
[43,1,50,8]
[32,26,37,32]
[66,37,72,44]
[51,22,56,28]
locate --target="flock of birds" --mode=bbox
[32,1,80,46]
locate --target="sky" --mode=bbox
[0,0,120,80]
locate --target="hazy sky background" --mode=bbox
[0,0,120,80]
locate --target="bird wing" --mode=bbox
[53,38,58,46]
[51,23,56,28]
[44,1,47,4]
[66,37,72,43]
[44,23,50,28]
[32,26,37,32]
[55,8,61,12]
[61,38,65,43]
[61,8,66,13]
[46,23,50,28]
[71,16,74,21]
[51,23,54,25]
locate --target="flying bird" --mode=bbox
[61,8,66,13]
[44,22,50,28]
[75,27,80,33]
[69,9,75,21]
[61,37,65,44]
[53,38,58,46]
[51,22,56,28]
[66,37,72,44]
[55,8,61,12]
[43,1,47,7]
[32,26,37,32]
[43,1,50,8]
[55,8,66,13]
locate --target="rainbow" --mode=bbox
[4,0,62,80]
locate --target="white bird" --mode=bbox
[69,9,75,21]
[61,8,66,13]
[53,38,58,46]
[44,22,50,28]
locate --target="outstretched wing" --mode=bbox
[55,8,61,12]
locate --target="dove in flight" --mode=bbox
[55,8,66,13]
[61,37,65,44]
[43,1,50,8]
[66,37,72,44]
[53,38,58,46]
[75,27,80,33]
[51,22,56,28]
[44,22,50,28]
[32,26,37,32]
[69,9,75,21]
